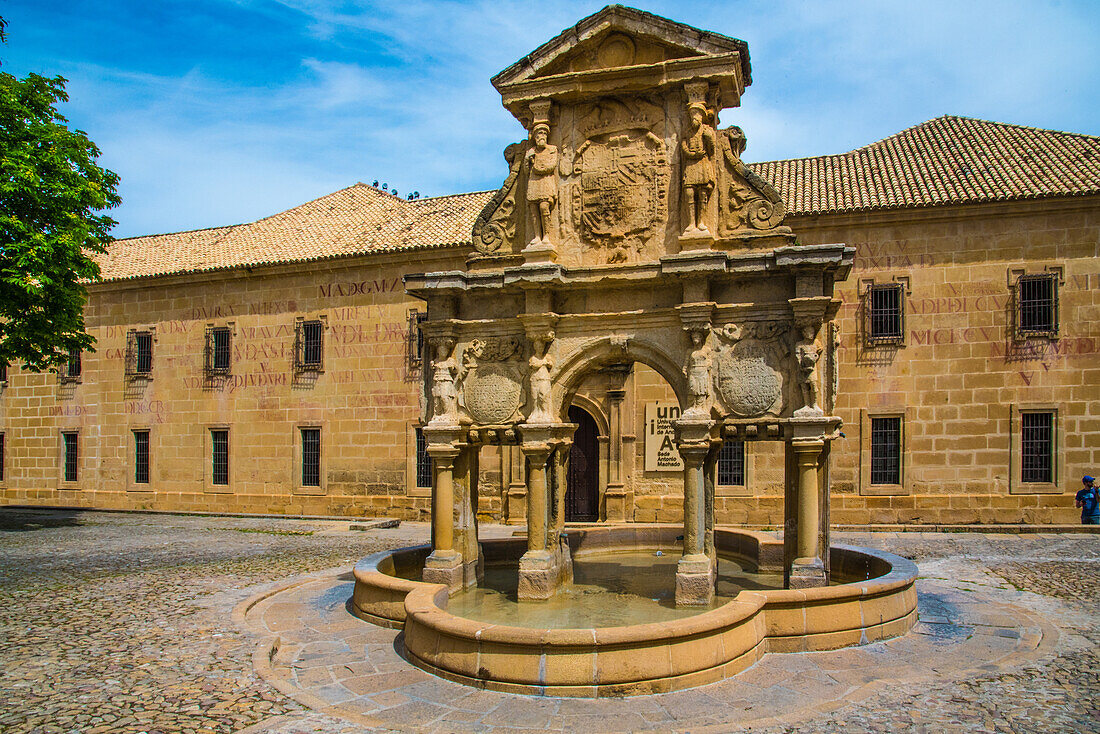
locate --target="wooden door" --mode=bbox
[566,406,599,522]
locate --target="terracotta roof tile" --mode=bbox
[99,116,1100,282]
[97,186,493,282]
[753,115,1100,216]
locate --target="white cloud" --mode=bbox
[44,0,1100,237]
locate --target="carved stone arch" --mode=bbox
[568,393,610,436]
[553,335,689,421]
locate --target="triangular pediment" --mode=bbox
[492,5,751,90]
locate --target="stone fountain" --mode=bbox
[351,6,917,696]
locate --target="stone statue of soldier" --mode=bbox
[681,101,716,234]
[525,122,559,246]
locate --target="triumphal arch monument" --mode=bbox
[406,6,853,606]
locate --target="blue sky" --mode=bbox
[3,0,1098,238]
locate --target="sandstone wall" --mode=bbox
[0,198,1096,525]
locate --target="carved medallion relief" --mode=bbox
[459,336,526,425]
[711,322,788,418]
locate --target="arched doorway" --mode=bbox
[566,405,599,522]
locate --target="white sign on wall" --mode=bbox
[645,402,684,472]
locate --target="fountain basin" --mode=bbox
[351,526,917,697]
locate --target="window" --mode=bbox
[716,439,744,486]
[61,348,82,383]
[211,429,229,485]
[133,430,150,484]
[415,427,432,488]
[205,326,232,375]
[1021,412,1054,483]
[0,433,5,482]
[0,362,6,385]
[295,319,324,371]
[63,432,78,482]
[866,282,905,345]
[1016,273,1058,337]
[406,309,428,375]
[301,428,321,487]
[126,330,153,376]
[870,416,902,485]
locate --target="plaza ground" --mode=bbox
[0,508,1096,733]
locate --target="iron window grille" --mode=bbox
[211,429,229,485]
[133,430,150,484]
[870,416,902,485]
[1015,273,1058,338]
[295,320,324,372]
[406,309,429,375]
[717,439,745,486]
[301,428,321,487]
[125,330,153,376]
[865,283,905,346]
[1021,412,1054,483]
[415,427,432,489]
[63,432,78,483]
[60,349,82,383]
[204,326,232,376]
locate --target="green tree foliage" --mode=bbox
[0,64,120,372]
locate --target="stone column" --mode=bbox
[790,438,826,588]
[703,442,719,567]
[423,445,463,590]
[675,442,715,606]
[551,441,571,534]
[503,445,527,524]
[518,443,557,600]
[604,374,628,521]
[552,441,574,585]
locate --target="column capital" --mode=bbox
[790,437,825,455]
[677,442,711,466]
[520,442,554,465]
[426,445,461,468]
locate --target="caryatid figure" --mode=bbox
[525,123,559,246]
[795,326,822,414]
[684,328,710,416]
[528,337,554,423]
[429,337,460,423]
[681,102,716,234]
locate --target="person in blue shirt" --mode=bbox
[1075,476,1099,524]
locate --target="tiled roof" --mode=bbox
[99,116,1100,282]
[97,187,494,282]
[753,115,1100,216]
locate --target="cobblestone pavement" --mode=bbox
[0,511,1096,733]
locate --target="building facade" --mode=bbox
[0,11,1097,526]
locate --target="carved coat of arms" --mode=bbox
[568,98,668,262]
[712,322,788,418]
[459,336,525,424]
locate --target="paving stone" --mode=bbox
[1,511,1098,733]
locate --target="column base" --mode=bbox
[517,537,572,601]
[423,550,464,591]
[675,553,716,607]
[604,487,627,522]
[789,556,827,589]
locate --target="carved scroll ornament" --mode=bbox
[471,141,528,254]
[717,126,786,235]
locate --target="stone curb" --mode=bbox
[0,504,402,525]
[831,523,1100,534]
[245,565,1064,733]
